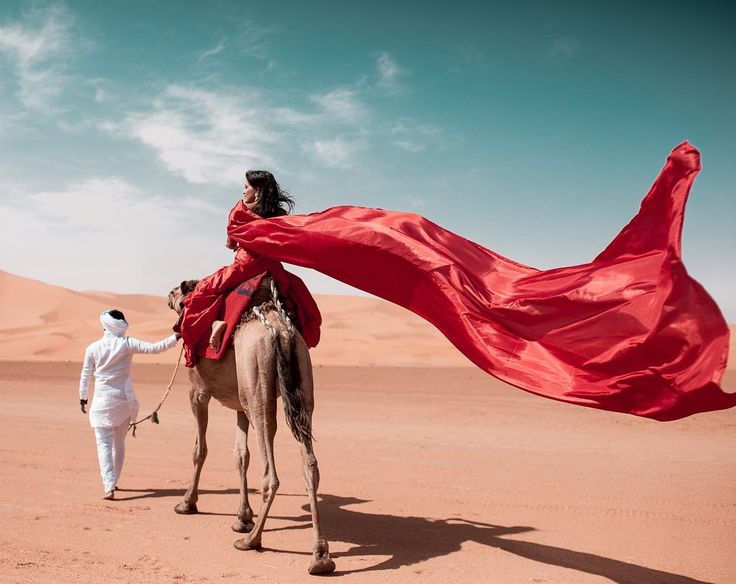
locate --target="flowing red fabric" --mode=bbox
[229,142,732,420]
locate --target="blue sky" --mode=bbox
[1,1,734,318]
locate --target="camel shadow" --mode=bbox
[274,494,712,583]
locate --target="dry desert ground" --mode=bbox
[0,270,734,583]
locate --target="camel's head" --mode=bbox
[168,280,199,315]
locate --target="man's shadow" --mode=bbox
[114,487,299,516]
[114,487,242,516]
[115,487,239,501]
[271,494,711,583]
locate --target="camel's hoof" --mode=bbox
[308,557,336,575]
[233,538,262,551]
[174,502,198,515]
[231,519,255,533]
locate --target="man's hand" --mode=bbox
[80,399,88,414]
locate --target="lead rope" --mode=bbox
[128,343,185,438]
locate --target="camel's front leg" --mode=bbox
[175,391,210,514]
[300,439,336,575]
[231,410,255,533]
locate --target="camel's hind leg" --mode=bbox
[233,391,278,550]
[300,439,335,574]
[296,344,335,575]
[233,331,279,551]
[175,390,210,514]
[231,410,255,533]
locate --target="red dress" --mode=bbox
[180,202,321,367]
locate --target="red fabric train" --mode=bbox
[227,142,732,421]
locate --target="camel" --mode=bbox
[167,278,335,575]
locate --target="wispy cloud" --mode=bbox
[389,118,441,152]
[451,42,487,72]
[24,177,179,231]
[180,196,222,213]
[404,194,429,209]
[270,106,321,127]
[0,176,224,293]
[194,20,276,69]
[198,38,227,62]
[112,48,429,182]
[123,85,278,186]
[235,19,277,70]
[117,82,374,180]
[393,140,425,152]
[0,3,75,110]
[303,138,362,168]
[310,87,369,125]
[550,36,580,57]
[86,77,113,103]
[376,52,403,95]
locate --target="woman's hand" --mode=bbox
[80,399,88,414]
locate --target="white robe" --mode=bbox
[79,331,178,428]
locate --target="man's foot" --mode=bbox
[103,491,115,500]
[210,320,226,350]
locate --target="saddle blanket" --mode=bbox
[202,272,268,361]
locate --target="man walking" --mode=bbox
[79,309,179,499]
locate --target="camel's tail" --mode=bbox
[262,276,313,445]
[249,278,313,444]
[273,329,313,444]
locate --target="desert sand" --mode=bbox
[0,270,470,367]
[0,270,734,583]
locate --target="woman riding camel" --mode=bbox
[177,171,321,368]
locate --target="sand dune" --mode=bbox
[0,269,467,367]
[0,269,732,369]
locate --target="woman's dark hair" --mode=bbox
[107,309,126,322]
[246,170,295,218]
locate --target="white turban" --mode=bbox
[100,311,129,336]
